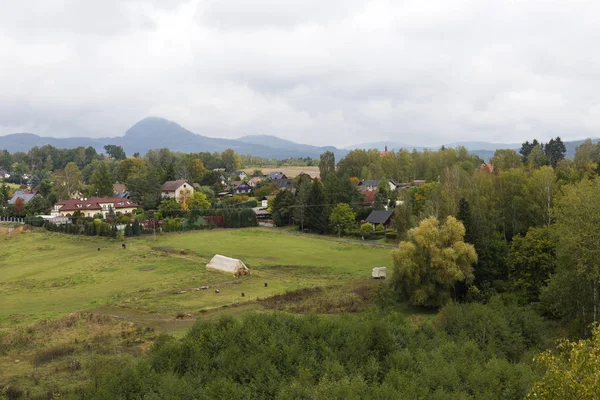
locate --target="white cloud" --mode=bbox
[1,0,600,147]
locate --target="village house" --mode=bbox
[51,197,139,218]
[267,171,287,180]
[248,176,264,187]
[236,171,247,179]
[0,168,10,179]
[357,179,400,192]
[364,210,394,229]
[233,181,252,195]
[8,190,37,205]
[161,180,194,202]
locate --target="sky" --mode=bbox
[0,0,599,147]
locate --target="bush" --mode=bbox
[385,232,398,240]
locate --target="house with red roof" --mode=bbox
[50,197,139,218]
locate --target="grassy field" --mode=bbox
[0,228,392,326]
[0,227,398,395]
[243,166,320,178]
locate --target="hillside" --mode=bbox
[0,117,349,160]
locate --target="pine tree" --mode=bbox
[306,179,327,233]
[90,162,115,197]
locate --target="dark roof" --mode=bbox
[8,191,36,204]
[268,172,287,180]
[161,180,189,191]
[272,178,293,188]
[365,210,394,225]
[359,180,380,187]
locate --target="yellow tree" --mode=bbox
[527,326,600,399]
[391,216,477,307]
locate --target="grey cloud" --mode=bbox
[1,0,600,147]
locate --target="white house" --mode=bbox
[161,180,194,202]
[51,197,139,218]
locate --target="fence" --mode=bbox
[0,216,25,224]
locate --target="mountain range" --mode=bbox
[0,117,595,160]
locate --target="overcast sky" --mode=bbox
[1,0,599,147]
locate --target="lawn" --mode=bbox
[0,228,393,328]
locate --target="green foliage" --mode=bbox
[329,203,356,234]
[509,227,556,303]
[528,325,600,399]
[391,216,477,307]
[543,178,600,335]
[360,222,373,236]
[271,190,295,227]
[103,144,126,160]
[73,306,548,400]
[318,151,335,178]
[89,162,114,197]
[306,179,327,233]
[158,199,183,218]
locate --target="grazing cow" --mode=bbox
[241,292,245,297]
[98,248,100,251]
[122,243,126,249]
[215,289,220,294]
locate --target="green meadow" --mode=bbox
[1,228,393,327]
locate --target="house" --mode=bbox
[271,178,293,190]
[51,197,139,218]
[412,179,426,186]
[365,210,395,228]
[0,168,9,179]
[234,181,252,195]
[268,172,288,180]
[8,190,37,205]
[161,180,194,202]
[248,177,264,187]
[357,179,399,192]
[113,183,130,199]
[236,171,247,179]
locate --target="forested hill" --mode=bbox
[0,117,349,160]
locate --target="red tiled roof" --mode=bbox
[55,197,138,212]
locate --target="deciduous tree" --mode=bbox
[391,216,477,307]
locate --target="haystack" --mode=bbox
[206,255,250,277]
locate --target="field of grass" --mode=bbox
[1,228,393,328]
[242,166,320,178]
[0,227,397,395]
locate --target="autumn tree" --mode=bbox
[52,162,83,199]
[390,216,477,307]
[527,326,600,399]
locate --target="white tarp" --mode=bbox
[206,254,250,276]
